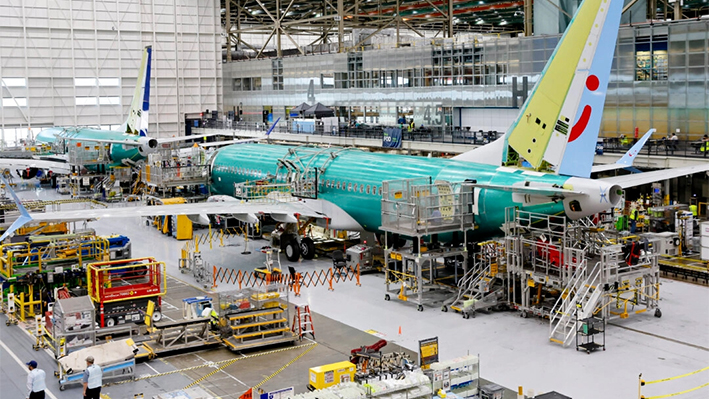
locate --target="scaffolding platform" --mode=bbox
[380,178,476,311]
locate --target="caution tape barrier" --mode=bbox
[639,366,709,399]
[106,343,316,387]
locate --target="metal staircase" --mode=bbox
[443,243,504,318]
[548,258,604,347]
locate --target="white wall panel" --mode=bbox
[1,0,222,142]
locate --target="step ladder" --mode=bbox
[292,304,315,340]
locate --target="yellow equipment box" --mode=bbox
[308,361,355,390]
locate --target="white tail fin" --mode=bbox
[123,46,152,136]
[453,0,623,177]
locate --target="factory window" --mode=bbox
[2,78,26,87]
[321,73,334,89]
[76,97,98,106]
[98,78,120,86]
[366,185,370,194]
[272,59,283,90]
[75,78,96,86]
[635,36,668,81]
[99,97,120,105]
[2,97,27,107]
[232,78,242,91]
[334,73,348,89]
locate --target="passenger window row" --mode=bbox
[320,179,382,196]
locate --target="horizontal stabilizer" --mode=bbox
[601,164,709,189]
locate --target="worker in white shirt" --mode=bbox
[26,360,46,399]
[82,356,103,399]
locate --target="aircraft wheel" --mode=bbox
[284,239,301,262]
[441,306,448,312]
[417,305,424,312]
[299,237,315,260]
[384,294,390,301]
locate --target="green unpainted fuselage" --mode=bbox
[210,143,570,238]
[36,127,145,169]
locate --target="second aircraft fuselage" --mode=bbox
[36,127,147,168]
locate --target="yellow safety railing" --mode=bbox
[638,366,709,399]
[0,235,109,279]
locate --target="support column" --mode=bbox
[447,0,453,38]
[673,0,681,20]
[338,0,344,52]
[276,0,282,58]
[524,0,533,36]
[396,0,400,47]
[226,0,232,61]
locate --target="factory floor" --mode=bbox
[2,187,709,399]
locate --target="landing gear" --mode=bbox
[284,239,301,262]
[299,237,315,260]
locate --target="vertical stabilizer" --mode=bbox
[124,46,152,136]
[453,0,622,173]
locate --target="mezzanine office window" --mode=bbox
[636,36,668,81]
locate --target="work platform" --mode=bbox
[381,178,476,311]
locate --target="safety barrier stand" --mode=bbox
[638,366,709,398]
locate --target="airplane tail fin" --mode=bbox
[123,46,152,137]
[0,176,34,242]
[453,0,623,177]
[266,118,281,136]
[616,129,655,167]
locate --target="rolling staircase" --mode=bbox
[548,259,605,347]
[443,244,505,318]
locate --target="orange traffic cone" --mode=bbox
[398,326,402,335]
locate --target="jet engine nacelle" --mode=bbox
[137,137,159,156]
[562,177,622,220]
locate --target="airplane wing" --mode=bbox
[161,117,281,146]
[591,129,655,173]
[601,164,709,189]
[25,200,324,224]
[0,158,72,174]
[469,183,586,198]
[199,138,263,148]
[68,137,144,147]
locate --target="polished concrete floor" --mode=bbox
[2,187,709,399]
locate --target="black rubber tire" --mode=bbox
[299,237,315,260]
[442,306,448,312]
[463,312,470,319]
[384,294,390,301]
[655,308,662,318]
[152,310,163,322]
[285,239,301,262]
[417,305,424,312]
[106,318,116,327]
